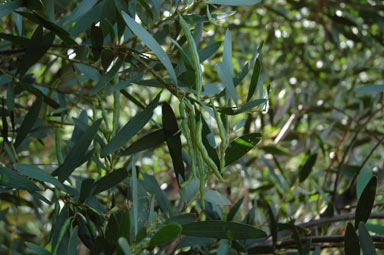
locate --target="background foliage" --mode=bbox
[0,0,384,254]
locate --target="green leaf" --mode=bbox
[18,26,55,76]
[166,214,196,225]
[13,163,66,191]
[220,99,266,115]
[121,12,178,86]
[199,41,222,62]
[204,190,231,205]
[247,58,261,102]
[227,197,244,222]
[121,129,166,156]
[356,84,384,93]
[59,0,98,24]
[142,173,174,217]
[298,153,317,183]
[131,158,139,238]
[68,226,78,255]
[0,165,40,192]
[74,63,101,81]
[225,133,261,166]
[171,39,194,71]
[355,176,377,228]
[53,119,102,182]
[118,237,132,255]
[105,214,119,245]
[216,61,238,105]
[223,29,234,78]
[80,178,94,202]
[90,56,125,95]
[0,33,30,46]
[118,210,131,242]
[263,200,277,249]
[0,0,22,19]
[207,0,261,6]
[101,49,114,71]
[25,242,50,255]
[260,145,292,156]
[358,222,376,255]
[101,92,161,157]
[17,11,76,45]
[149,223,182,247]
[357,167,373,199]
[92,168,129,195]
[162,102,185,184]
[182,220,267,240]
[14,96,42,148]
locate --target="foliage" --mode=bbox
[0,0,384,254]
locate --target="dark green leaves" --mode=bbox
[14,96,42,148]
[0,0,23,18]
[121,130,166,156]
[182,221,267,240]
[101,92,161,157]
[149,223,182,247]
[17,11,76,44]
[53,119,102,182]
[13,163,65,191]
[358,222,376,255]
[0,165,40,192]
[247,58,261,102]
[162,102,185,184]
[355,176,377,228]
[18,26,54,76]
[298,153,317,183]
[356,84,384,93]
[226,197,244,222]
[225,133,261,166]
[345,224,360,255]
[121,12,178,86]
[207,0,261,6]
[92,168,129,195]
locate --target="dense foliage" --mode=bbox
[0,0,383,254]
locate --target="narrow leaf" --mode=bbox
[207,0,261,6]
[225,133,261,166]
[18,26,54,75]
[101,92,161,157]
[227,197,244,222]
[358,222,376,255]
[0,165,40,192]
[356,84,384,93]
[0,0,22,18]
[92,168,129,195]
[13,163,65,191]
[121,129,166,156]
[14,96,42,148]
[149,223,182,247]
[53,119,102,182]
[355,176,377,228]
[121,12,178,86]
[216,61,238,105]
[118,237,132,255]
[298,153,317,183]
[162,102,185,184]
[223,29,234,77]
[247,58,261,102]
[204,190,231,205]
[182,221,267,240]
[79,178,94,202]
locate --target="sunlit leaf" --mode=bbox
[225,133,261,166]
